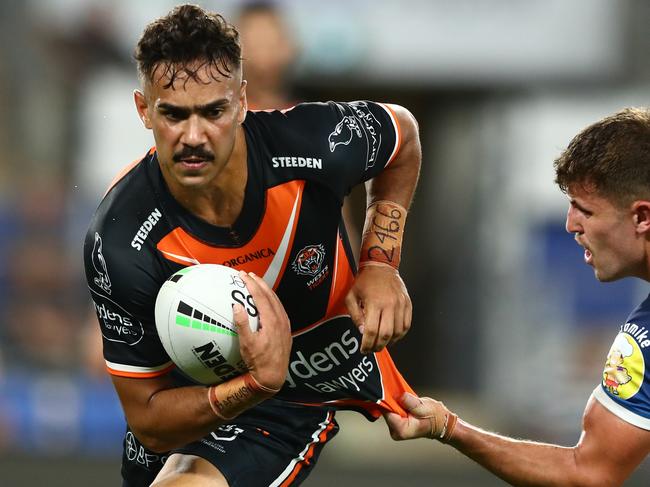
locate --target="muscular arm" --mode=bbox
[112,272,291,453]
[365,104,421,210]
[112,373,222,452]
[346,104,421,353]
[450,397,650,487]
[386,393,650,487]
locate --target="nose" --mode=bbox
[565,205,582,235]
[180,114,207,147]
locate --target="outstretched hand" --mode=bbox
[235,271,291,392]
[384,392,457,442]
[345,265,412,354]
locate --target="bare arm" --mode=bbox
[365,104,421,210]
[112,272,291,452]
[385,392,650,487]
[346,104,421,353]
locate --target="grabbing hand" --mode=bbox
[235,271,291,392]
[345,264,412,354]
[384,392,457,442]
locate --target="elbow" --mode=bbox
[130,428,172,454]
[128,422,179,454]
[387,104,419,138]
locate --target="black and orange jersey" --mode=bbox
[84,101,412,420]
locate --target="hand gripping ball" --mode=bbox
[155,264,259,385]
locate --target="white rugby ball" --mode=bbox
[154,264,259,385]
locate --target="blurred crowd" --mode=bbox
[2,5,649,479]
[0,0,338,456]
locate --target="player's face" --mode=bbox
[565,184,644,282]
[135,62,247,190]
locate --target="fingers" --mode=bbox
[398,392,431,417]
[383,411,408,441]
[348,267,412,353]
[232,302,251,337]
[344,291,365,335]
[238,271,288,332]
[374,307,395,353]
[360,305,381,354]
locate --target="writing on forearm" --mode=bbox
[360,200,407,269]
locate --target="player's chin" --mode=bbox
[174,172,212,188]
[593,267,620,282]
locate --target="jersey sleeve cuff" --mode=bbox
[377,103,402,168]
[106,359,175,378]
[592,385,650,430]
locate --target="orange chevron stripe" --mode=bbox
[156,180,304,289]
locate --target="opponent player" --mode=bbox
[84,4,421,486]
[385,108,650,486]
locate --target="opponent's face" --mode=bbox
[565,183,648,282]
[134,62,247,190]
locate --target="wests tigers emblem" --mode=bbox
[292,244,325,276]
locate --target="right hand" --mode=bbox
[384,392,455,441]
[234,271,291,392]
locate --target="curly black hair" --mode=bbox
[135,4,241,89]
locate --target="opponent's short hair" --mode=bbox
[554,107,650,205]
[135,4,241,88]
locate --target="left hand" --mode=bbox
[345,264,412,353]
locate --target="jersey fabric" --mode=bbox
[593,293,650,430]
[121,402,338,487]
[84,101,413,485]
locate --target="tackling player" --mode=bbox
[385,108,650,486]
[84,4,421,486]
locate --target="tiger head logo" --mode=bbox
[292,244,325,276]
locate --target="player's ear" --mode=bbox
[631,200,650,234]
[134,89,152,129]
[238,80,248,124]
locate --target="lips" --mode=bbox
[178,157,208,169]
[584,248,593,264]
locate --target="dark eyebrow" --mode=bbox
[570,199,592,214]
[157,99,228,114]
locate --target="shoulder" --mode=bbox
[592,295,650,430]
[84,151,168,304]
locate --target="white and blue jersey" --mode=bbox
[593,293,650,430]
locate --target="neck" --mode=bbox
[171,126,248,227]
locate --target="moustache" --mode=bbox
[173,147,215,162]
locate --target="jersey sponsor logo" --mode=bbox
[292,244,330,290]
[602,332,645,400]
[91,290,144,346]
[131,208,162,251]
[330,101,383,169]
[125,431,168,469]
[619,322,650,348]
[222,247,276,267]
[91,232,112,294]
[272,156,323,170]
[279,317,381,401]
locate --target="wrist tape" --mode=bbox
[207,373,279,420]
[420,397,458,443]
[359,200,407,270]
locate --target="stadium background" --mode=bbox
[1,0,649,485]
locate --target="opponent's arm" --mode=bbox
[346,104,421,353]
[385,392,650,487]
[112,272,291,453]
